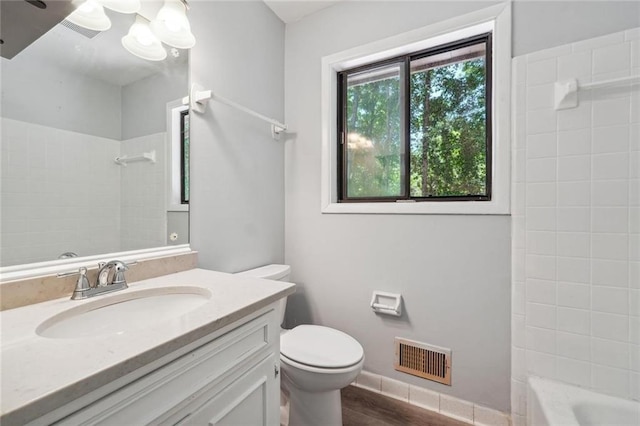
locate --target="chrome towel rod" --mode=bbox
[555,74,640,110]
[186,83,287,139]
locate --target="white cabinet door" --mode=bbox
[181,354,279,426]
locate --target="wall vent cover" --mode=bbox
[394,338,451,385]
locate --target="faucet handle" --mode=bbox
[57,267,91,300]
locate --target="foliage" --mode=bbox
[344,53,487,199]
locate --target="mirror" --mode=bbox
[0,1,189,268]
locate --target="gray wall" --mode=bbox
[282,0,640,413]
[283,1,511,412]
[167,211,189,246]
[513,1,640,56]
[189,1,285,272]
[0,57,122,139]
[121,61,189,140]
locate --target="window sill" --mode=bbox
[168,204,189,212]
[322,200,509,215]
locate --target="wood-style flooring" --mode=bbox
[341,386,469,426]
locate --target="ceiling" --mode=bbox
[263,0,343,23]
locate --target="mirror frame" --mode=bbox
[0,244,192,282]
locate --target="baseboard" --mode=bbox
[352,370,511,426]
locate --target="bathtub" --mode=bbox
[527,377,639,425]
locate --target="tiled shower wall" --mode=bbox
[0,118,168,266]
[511,28,640,424]
[0,118,121,265]
[120,133,167,251]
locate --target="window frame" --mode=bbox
[179,109,190,204]
[337,33,493,203]
[320,3,511,215]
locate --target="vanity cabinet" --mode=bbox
[41,308,280,426]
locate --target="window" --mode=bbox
[168,102,189,211]
[180,109,190,204]
[337,34,491,203]
[321,3,511,215]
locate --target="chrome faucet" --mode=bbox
[58,260,136,300]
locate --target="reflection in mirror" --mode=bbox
[0,1,189,267]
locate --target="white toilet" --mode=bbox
[238,264,364,426]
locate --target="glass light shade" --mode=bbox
[150,0,195,49]
[99,0,141,14]
[122,16,167,61]
[66,0,112,31]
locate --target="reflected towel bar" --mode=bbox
[114,150,156,166]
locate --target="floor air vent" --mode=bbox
[394,338,451,385]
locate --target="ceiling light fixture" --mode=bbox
[150,0,195,49]
[122,15,167,61]
[99,0,141,14]
[66,0,112,32]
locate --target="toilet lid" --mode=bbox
[280,325,364,368]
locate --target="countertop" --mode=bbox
[0,268,295,425]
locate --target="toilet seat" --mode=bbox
[280,325,364,369]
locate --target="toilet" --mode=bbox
[238,264,364,426]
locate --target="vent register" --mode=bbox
[394,338,451,386]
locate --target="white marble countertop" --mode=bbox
[0,268,295,425]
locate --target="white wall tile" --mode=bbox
[592,125,630,154]
[593,97,631,127]
[527,183,556,207]
[473,405,510,426]
[557,207,590,232]
[527,132,556,158]
[440,394,474,423]
[592,311,629,342]
[558,102,592,131]
[527,110,557,135]
[526,232,556,256]
[558,51,592,83]
[408,385,439,412]
[526,326,556,354]
[510,379,527,416]
[526,84,554,111]
[630,289,640,316]
[592,180,629,206]
[526,278,556,304]
[556,357,591,387]
[558,282,590,309]
[592,207,628,233]
[557,307,591,335]
[558,182,590,206]
[557,331,591,361]
[593,153,629,180]
[526,254,557,280]
[527,58,557,85]
[558,129,591,156]
[512,346,526,382]
[513,29,639,403]
[592,233,628,260]
[592,364,630,398]
[557,257,590,284]
[592,286,629,315]
[526,303,557,329]
[593,42,631,75]
[356,370,381,391]
[558,156,591,181]
[380,376,409,402]
[526,208,556,231]
[592,338,629,369]
[526,350,557,378]
[526,158,557,182]
[592,259,629,287]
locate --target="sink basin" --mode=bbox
[36,286,211,339]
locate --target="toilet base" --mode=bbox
[287,388,343,426]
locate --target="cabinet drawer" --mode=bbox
[55,310,277,425]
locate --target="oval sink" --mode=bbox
[36,286,211,339]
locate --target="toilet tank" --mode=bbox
[236,264,291,326]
